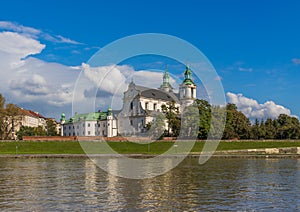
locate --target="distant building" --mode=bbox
[6,108,49,139]
[61,107,118,137]
[61,65,197,137]
[17,108,47,129]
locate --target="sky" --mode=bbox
[0,0,299,121]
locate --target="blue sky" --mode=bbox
[0,0,299,120]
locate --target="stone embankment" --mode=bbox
[217,147,300,155]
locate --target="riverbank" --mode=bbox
[1,140,300,155]
[1,148,300,158]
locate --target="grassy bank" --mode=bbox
[1,140,300,155]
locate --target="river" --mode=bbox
[0,157,299,211]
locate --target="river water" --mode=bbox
[0,157,299,211]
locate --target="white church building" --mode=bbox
[61,65,197,137]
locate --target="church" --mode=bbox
[61,65,197,137]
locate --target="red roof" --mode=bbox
[19,108,46,119]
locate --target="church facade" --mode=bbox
[61,65,197,137]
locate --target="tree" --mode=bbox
[222,103,251,139]
[17,126,35,140]
[251,119,260,140]
[209,105,227,139]
[46,119,59,136]
[0,103,20,140]
[0,93,5,109]
[17,126,47,140]
[275,114,300,139]
[180,104,199,139]
[0,94,6,139]
[145,113,166,140]
[161,102,181,137]
[194,99,211,139]
[264,118,276,139]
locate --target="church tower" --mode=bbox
[159,66,173,92]
[60,113,66,136]
[107,106,113,137]
[179,65,197,106]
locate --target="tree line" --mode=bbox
[148,99,300,140]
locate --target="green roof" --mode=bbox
[183,78,195,85]
[183,65,195,85]
[65,112,107,124]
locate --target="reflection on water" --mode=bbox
[0,157,299,211]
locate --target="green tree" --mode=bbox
[251,119,260,140]
[209,105,227,139]
[46,119,59,136]
[180,104,199,139]
[223,103,251,139]
[161,102,180,137]
[17,126,47,140]
[17,126,35,140]
[146,113,166,139]
[264,118,276,139]
[194,99,211,139]
[275,114,300,139]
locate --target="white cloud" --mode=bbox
[55,35,82,45]
[82,63,178,94]
[226,92,293,120]
[0,21,40,36]
[0,31,45,57]
[0,31,81,119]
[238,67,253,72]
[0,21,82,45]
[79,63,178,111]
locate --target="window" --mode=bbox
[102,130,105,136]
[88,123,90,127]
[88,131,90,135]
[69,126,71,130]
[83,123,85,127]
[98,123,100,127]
[145,102,148,110]
[130,120,133,125]
[154,103,157,111]
[130,102,133,110]
[103,123,106,127]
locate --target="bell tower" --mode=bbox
[179,65,197,106]
[159,66,173,92]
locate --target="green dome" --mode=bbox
[183,65,195,85]
[61,113,65,118]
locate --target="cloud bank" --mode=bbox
[0,30,79,118]
[226,92,293,120]
[0,23,178,119]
